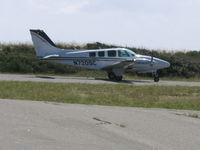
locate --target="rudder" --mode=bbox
[30,29,61,58]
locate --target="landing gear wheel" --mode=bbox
[115,76,123,81]
[108,72,116,80]
[154,75,159,82]
[108,72,123,81]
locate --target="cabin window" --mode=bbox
[118,50,130,57]
[108,50,116,57]
[98,51,105,57]
[89,52,96,57]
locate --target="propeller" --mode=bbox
[150,51,154,67]
[150,50,159,82]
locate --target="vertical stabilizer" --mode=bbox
[30,29,61,58]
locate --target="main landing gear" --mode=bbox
[153,72,159,82]
[108,72,123,81]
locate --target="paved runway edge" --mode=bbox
[0,74,200,86]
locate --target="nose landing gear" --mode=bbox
[153,72,159,82]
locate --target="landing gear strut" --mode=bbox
[153,73,159,82]
[108,72,123,81]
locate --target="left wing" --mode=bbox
[102,60,135,71]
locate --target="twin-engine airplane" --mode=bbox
[30,29,170,82]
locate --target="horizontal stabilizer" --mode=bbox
[43,54,60,59]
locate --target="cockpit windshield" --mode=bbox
[125,49,136,56]
[118,49,136,57]
[118,50,129,57]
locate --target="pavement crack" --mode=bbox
[93,117,127,128]
[93,117,112,125]
[175,113,200,119]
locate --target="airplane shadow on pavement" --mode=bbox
[33,75,152,84]
[95,78,152,84]
[35,76,55,79]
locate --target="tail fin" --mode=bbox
[30,29,61,58]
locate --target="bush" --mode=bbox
[0,43,200,78]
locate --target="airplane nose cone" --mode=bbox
[166,61,170,68]
[163,61,170,68]
[154,58,170,69]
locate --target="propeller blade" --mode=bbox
[150,54,153,66]
[151,50,153,62]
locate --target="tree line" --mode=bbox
[0,42,200,78]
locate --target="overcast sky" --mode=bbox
[1,0,200,50]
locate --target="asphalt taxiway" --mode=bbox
[1,99,200,150]
[0,74,200,86]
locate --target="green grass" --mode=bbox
[0,81,200,110]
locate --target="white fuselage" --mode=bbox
[44,48,170,74]
[45,48,132,70]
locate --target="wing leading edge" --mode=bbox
[102,60,135,71]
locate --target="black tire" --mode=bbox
[115,76,123,81]
[154,76,159,82]
[108,72,116,80]
[108,72,123,81]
